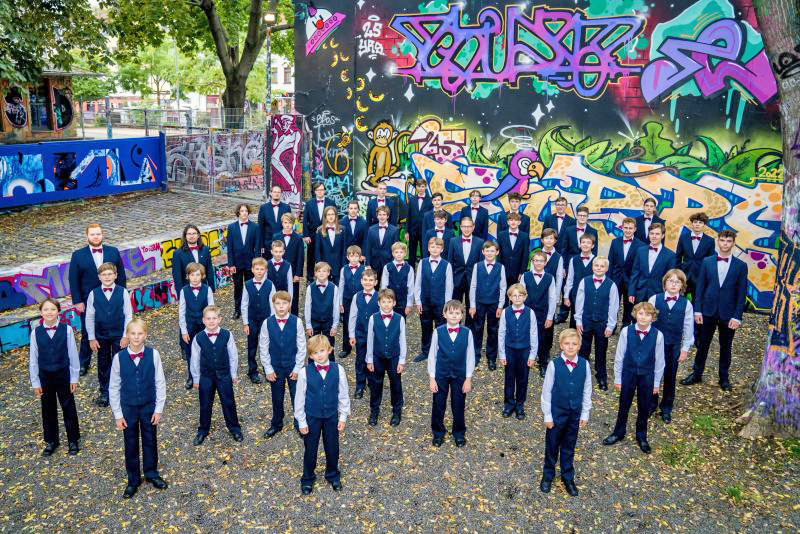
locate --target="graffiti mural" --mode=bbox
[270,114,303,210]
[295,0,782,310]
[3,87,27,128]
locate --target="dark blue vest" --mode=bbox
[92,285,125,338]
[569,256,594,300]
[435,325,469,380]
[385,263,411,306]
[475,262,502,306]
[266,315,298,371]
[35,324,68,372]
[267,261,291,292]
[183,284,209,329]
[522,271,553,322]
[341,264,365,301]
[245,278,274,326]
[653,294,687,346]
[354,292,380,342]
[196,329,232,379]
[582,276,612,323]
[551,356,587,422]
[305,362,340,418]
[310,283,336,326]
[371,312,402,359]
[544,251,562,278]
[504,307,532,350]
[421,259,447,308]
[624,326,658,376]
[118,347,156,407]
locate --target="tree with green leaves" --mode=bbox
[103,0,294,126]
[116,44,179,107]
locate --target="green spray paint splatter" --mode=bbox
[585,0,649,17]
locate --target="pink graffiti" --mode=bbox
[390,5,644,99]
[641,19,778,105]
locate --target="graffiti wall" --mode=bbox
[270,114,304,211]
[0,135,165,209]
[294,0,783,311]
[0,221,231,313]
[1,77,79,143]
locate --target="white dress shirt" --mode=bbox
[413,257,454,306]
[564,254,594,297]
[555,215,565,233]
[525,272,558,320]
[461,236,473,262]
[240,278,277,325]
[271,259,294,300]
[85,284,133,341]
[347,290,376,339]
[690,232,703,253]
[622,238,633,259]
[108,347,167,419]
[90,245,104,269]
[469,261,507,309]
[498,305,539,362]
[380,263,415,307]
[315,200,325,221]
[643,217,652,236]
[647,244,662,271]
[716,254,731,285]
[540,353,593,423]
[178,285,216,336]
[647,293,695,352]
[574,276,620,330]
[542,248,565,294]
[239,220,250,244]
[190,329,239,383]
[258,315,307,375]
[304,281,341,332]
[427,326,476,378]
[365,313,407,365]
[613,325,666,387]
[294,363,351,428]
[28,323,80,389]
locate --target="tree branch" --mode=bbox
[199,0,234,78]
[243,0,265,68]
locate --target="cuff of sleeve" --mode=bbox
[544,415,553,424]
[580,410,590,421]
[31,381,41,389]
[113,409,123,419]
[693,312,702,317]
[730,318,741,325]
[264,365,275,375]
[338,415,348,423]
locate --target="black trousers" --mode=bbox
[96,337,121,397]
[301,414,340,487]
[536,320,555,369]
[472,303,499,364]
[620,282,635,328]
[340,298,353,354]
[653,343,680,413]
[419,305,445,355]
[246,320,266,377]
[354,341,368,390]
[431,376,466,439]
[232,267,254,314]
[197,375,241,435]
[39,367,80,445]
[121,402,159,486]
[180,322,204,381]
[368,355,403,415]
[408,230,422,267]
[78,310,91,369]
[306,237,317,282]
[693,315,736,383]
[393,304,407,317]
[503,347,530,410]
[543,412,580,482]
[291,281,300,316]
[578,320,610,382]
[269,368,297,429]
[612,370,653,441]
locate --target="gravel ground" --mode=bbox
[0,283,797,533]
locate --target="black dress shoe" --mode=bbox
[680,372,702,386]
[390,413,401,426]
[354,388,364,399]
[263,426,282,438]
[231,431,244,442]
[301,485,313,495]
[368,413,379,426]
[598,380,608,391]
[413,353,428,363]
[329,479,342,491]
[719,380,732,391]
[94,396,110,407]
[193,433,206,446]
[661,411,672,424]
[502,407,514,418]
[563,479,579,496]
[540,477,552,493]
[249,373,262,384]
[432,436,444,447]
[603,434,624,446]
[146,476,168,490]
[79,366,88,377]
[185,377,193,390]
[42,442,58,456]
[123,484,138,498]
[68,441,80,455]
[487,361,497,371]
[454,436,466,448]
[336,351,350,359]
[539,367,546,378]
[515,409,526,420]
[637,438,652,454]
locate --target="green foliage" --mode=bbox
[661,442,705,469]
[637,122,676,161]
[783,438,800,460]
[691,414,727,438]
[725,484,744,503]
[116,44,179,106]
[537,126,620,174]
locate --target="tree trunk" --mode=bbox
[740,0,800,437]
[222,77,247,129]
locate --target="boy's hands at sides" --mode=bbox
[615,383,622,392]
[151,413,161,425]
[604,328,612,337]
[544,421,554,429]
[495,308,502,319]
[194,384,200,390]
[396,363,405,374]
[337,421,346,431]
[429,377,438,393]
[116,417,127,430]
[243,325,250,336]
[299,426,309,435]
[563,298,571,307]
[545,319,553,329]
[266,372,277,382]
[339,305,344,314]
[579,419,587,428]
[417,305,423,315]
[70,383,77,393]
[462,378,472,394]
[329,328,337,337]
[405,306,412,316]
[34,387,43,396]
[367,363,374,372]
[679,350,688,362]
[469,307,476,318]
[89,340,100,351]
[652,387,659,395]
[306,328,313,337]
[182,334,190,344]
[349,338,356,347]
[527,359,535,368]
[119,337,129,349]
[74,303,85,314]
[290,372,298,380]
[499,359,507,367]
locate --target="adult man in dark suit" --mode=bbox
[257,184,291,257]
[542,197,575,251]
[406,179,432,267]
[422,192,453,236]
[496,192,531,236]
[681,230,748,391]
[459,191,490,241]
[561,206,599,258]
[69,223,127,376]
[302,182,336,282]
[634,198,666,243]
[608,217,645,328]
[629,223,676,303]
[675,212,716,297]
[366,182,400,226]
[341,199,368,254]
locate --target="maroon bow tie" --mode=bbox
[191,287,200,292]
[316,364,329,372]
[103,287,113,292]
[665,295,678,302]
[273,261,283,268]
[436,230,443,235]
[363,292,373,297]
[272,203,280,207]
[534,272,543,277]
[593,278,603,284]
[649,246,659,251]
[430,259,439,264]
[448,327,460,334]
[636,329,648,337]
[283,233,292,237]
[317,284,326,289]
[316,200,324,203]
[92,248,102,253]
[510,231,518,236]
[395,263,404,268]
[644,217,652,221]
[240,221,249,226]
[556,215,564,219]
[381,314,392,320]
[253,281,262,286]
[189,245,199,251]
[462,238,471,243]
[207,332,218,337]
[565,359,577,369]
[45,326,58,331]
[580,256,590,261]
[129,352,143,360]
[349,217,357,221]
[545,250,553,256]
[327,226,336,231]
[350,265,358,272]
[377,199,385,203]
[513,309,524,314]
[379,225,387,229]
[486,262,494,267]
[691,235,702,240]
[717,256,729,262]
[276,318,287,325]
[577,227,585,233]
[623,239,632,244]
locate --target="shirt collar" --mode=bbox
[635,325,651,334]
[205,328,220,335]
[42,321,59,328]
[561,353,578,364]
[274,314,289,321]
[102,283,116,291]
[511,305,525,311]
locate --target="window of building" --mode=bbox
[29,83,52,130]
[270,67,278,81]
[283,66,292,84]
